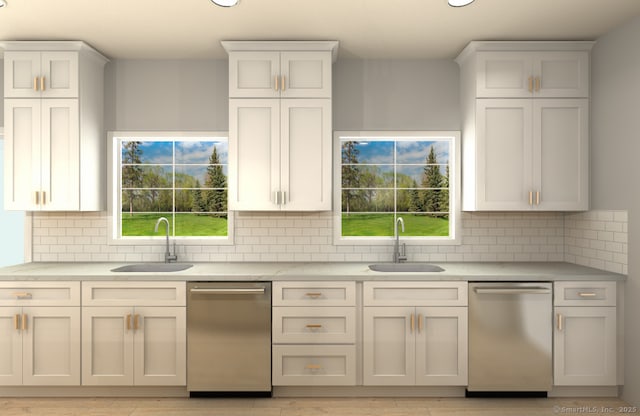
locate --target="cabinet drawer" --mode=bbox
[554,281,616,306]
[272,345,356,386]
[363,282,468,306]
[0,282,80,306]
[82,282,186,306]
[273,307,355,344]
[273,282,355,306]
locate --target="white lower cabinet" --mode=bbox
[81,282,186,386]
[553,281,617,386]
[362,282,468,387]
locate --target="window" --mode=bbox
[334,131,460,244]
[110,132,231,242]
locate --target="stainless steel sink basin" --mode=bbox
[368,263,444,273]
[111,263,194,272]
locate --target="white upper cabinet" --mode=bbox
[476,51,589,98]
[457,41,593,211]
[226,47,333,98]
[1,41,108,212]
[4,51,79,98]
[224,41,338,211]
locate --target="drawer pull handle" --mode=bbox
[14,314,20,331]
[557,313,563,331]
[22,314,27,331]
[578,292,597,297]
[40,76,46,91]
[305,364,322,370]
[126,314,132,330]
[410,313,415,333]
[305,324,322,329]
[418,314,423,333]
[13,292,32,299]
[305,292,322,298]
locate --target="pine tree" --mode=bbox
[421,146,444,216]
[192,180,207,213]
[408,180,421,212]
[204,147,227,217]
[121,141,143,216]
[341,141,361,215]
[441,163,450,217]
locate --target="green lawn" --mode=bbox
[122,213,227,237]
[342,213,449,237]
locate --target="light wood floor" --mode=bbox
[0,397,633,416]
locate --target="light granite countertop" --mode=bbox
[0,261,626,282]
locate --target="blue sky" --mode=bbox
[341,140,449,165]
[122,140,228,165]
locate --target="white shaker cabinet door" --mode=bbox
[0,307,23,386]
[415,307,468,386]
[534,51,589,98]
[4,51,78,98]
[22,307,80,386]
[82,307,134,386]
[3,52,42,98]
[533,99,589,211]
[363,307,416,386]
[280,99,332,211]
[133,307,186,386]
[40,52,79,98]
[228,99,281,210]
[280,52,332,98]
[228,51,280,98]
[476,52,534,98]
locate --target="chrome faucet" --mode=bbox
[394,217,407,263]
[154,217,178,263]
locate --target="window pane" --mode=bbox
[341,140,394,164]
[122,190,173,212]
[122,166,172,189]
[176,141,228,164]
[175,165,228,188]
[341,165,393,188]
[175,190,227,213]
[122,141,173,164]
[175,213,228,237]
[394,213,449,237]
[342,213,395,237]
[397,141,449,164]
[397,189,449,213]
[122,212,172,237]
[341,190,394,213]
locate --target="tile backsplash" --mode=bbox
[31,209,628,273]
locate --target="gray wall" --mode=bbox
[591,15,640,406]
[103,58,461,132]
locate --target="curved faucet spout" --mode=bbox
[154,217,177,263]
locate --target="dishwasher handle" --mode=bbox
[474,287,551,295]
[190,287,266,295]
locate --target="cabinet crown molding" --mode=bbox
[0,40,109,64]
[455,40,595,65]
[221,40,339,62]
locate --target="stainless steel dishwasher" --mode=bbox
[187,282,271,395]
[468,282,552,395]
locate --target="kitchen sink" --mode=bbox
[368,263,444,273]
[111,263,194,272]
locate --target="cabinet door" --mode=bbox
[533,99,588,210]
[133,307,186,386]
[474,99,533,210]
[476,52,534,98]
[280,99,332,210]
[533,52,589,98]
[40,52,79,98]
[0,307,23,385]
[228,51,280,98]
[3,52,41,98]
[3,99,42,210]
[82,307,134,386]
[415,307,468,386]
[22,307,80,386]
[40,99,80,211]
[228,99,281,210]
[554,307,617,386]
[363,307,415,385]
[281,52,332,98]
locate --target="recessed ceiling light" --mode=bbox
[448,0,475,7]
[0,0,7,8]
[211,0,239,7]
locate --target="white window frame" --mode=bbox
[107,131,234,246]
[333,131,461,246]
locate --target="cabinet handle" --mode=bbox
[42,191,47,205]
[281,75,286,91]
[22,314,27,331]
[282,191,287,205]
[528,76,533,93]
[418,314,423,333]
[305,364,322,370]
[536,191,540,205]
[12,292,32,299]
[305,292,322,298]
[40,76,46,91]
[410,313,415,333]
[528,191,533,206]
[274,75,279,91]
[35,191,40,205]
[134,314,140,330]
[305,324,322,329]
[578,292,597,298]
[14,314,20,331]
[34,77,39,91]
[535,76,541,92]
[557,313,563,331]
[126,314,132,330]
